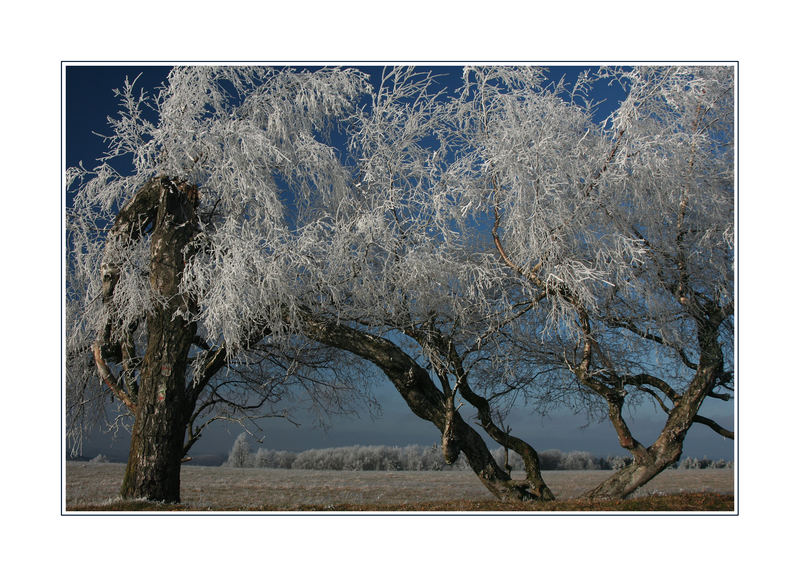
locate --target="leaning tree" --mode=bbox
[439,65,735,498]
[304,64,735,501]
[285,67,558,501]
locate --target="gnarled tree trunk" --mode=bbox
[300,312,554,502]
[402,326,554,500]
[582,315,728,500]
[96,177,200,502]
[581,448,677,501]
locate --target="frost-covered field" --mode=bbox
[65,462,734,510]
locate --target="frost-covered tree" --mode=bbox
[254,447,296,469]
[67,65,544,503]
[439,65,735,498]
[226,432,252,468]
[290,66,556,500]
[66,67,382,501]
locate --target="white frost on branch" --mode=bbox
[66,64,734,438]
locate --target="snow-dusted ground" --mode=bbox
[64,462,734,510]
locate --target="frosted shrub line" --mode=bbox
[222,434,732,472]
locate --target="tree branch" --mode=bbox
[693,415,734,439]
[622,373,680,404]
[606,317,698,371]
[91,342,137,413]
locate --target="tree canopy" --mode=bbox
[66,64,734,502]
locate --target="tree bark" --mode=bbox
[582,315,728,500]
[119,313,194,502]
[99,177,200,503]
[415,327,554,500]
[299,312,552,502]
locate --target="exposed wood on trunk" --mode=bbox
[92,342,137,413]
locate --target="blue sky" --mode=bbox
[64,64,734,461]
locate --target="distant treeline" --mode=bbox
[224,435,733,471]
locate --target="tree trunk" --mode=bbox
[119,303,195,502]
[583,322,725,500]
[300,312,552,502]
[582,390,706,500]
[104,177,200,502]
[447,408,548,501]
[582,451,675,500]
[407,327,554,500]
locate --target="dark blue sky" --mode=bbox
[65,64,733,462]
[66,66,172,171]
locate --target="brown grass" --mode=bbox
[71,492,733,512]
[65,462,734,513]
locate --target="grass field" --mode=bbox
[64,462,734,512]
